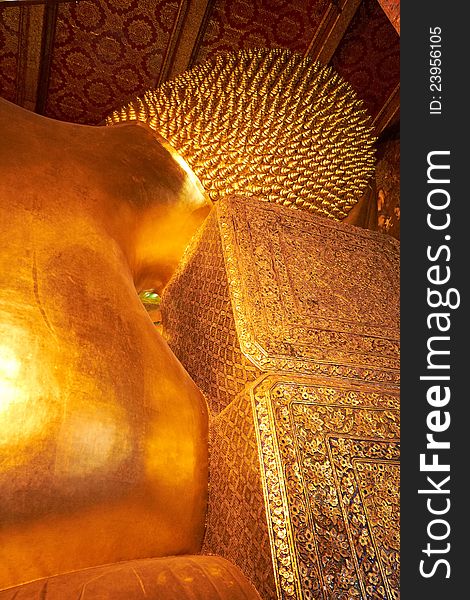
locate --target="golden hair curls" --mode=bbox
[107,48,376,219]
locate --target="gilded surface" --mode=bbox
[0,556,262,600]
[203,394,277,600]
[251,375,400,600]
[218,197,400,384]
[0,98,210,590]
[162,197,400,599]
[163,197,400,414]
[108,48,376,220]
[162,210,259,415]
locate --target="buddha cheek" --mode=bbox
[0,236,207,588]
[0,242,155,522]
[0,326,63,487]
[0,319,139,525]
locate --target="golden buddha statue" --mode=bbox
[0,49,378,598]
[0,95,212,586]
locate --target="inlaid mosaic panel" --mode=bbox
[203,392,277,599]
[218,197,400,384]
[250,374,400,599]
[163,197,399,415]
[162,196,400,599]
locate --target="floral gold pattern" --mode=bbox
[217,196,400,384]
[203,392,277,599]
[250,374,400,599]
[162,197,400,599]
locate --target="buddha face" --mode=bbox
[0,98,211,589]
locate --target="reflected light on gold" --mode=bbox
[0,327,56,470]
[0,98,209,589]
[55,399,131,477]
[157,135,208,204]
[0,343,21,410]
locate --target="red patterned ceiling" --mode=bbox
[192,0,331,63]
[330,0,399,123]
[0,7,19,103]
[0,0,400,130]
[45,0,185,124]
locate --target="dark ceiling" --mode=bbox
[1,0,399,130]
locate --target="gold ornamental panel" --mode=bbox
[218,197,400,384]
[163,197,400,418]
[202,393,277,600]
[250,374,400,600]
[161,196,400,599]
